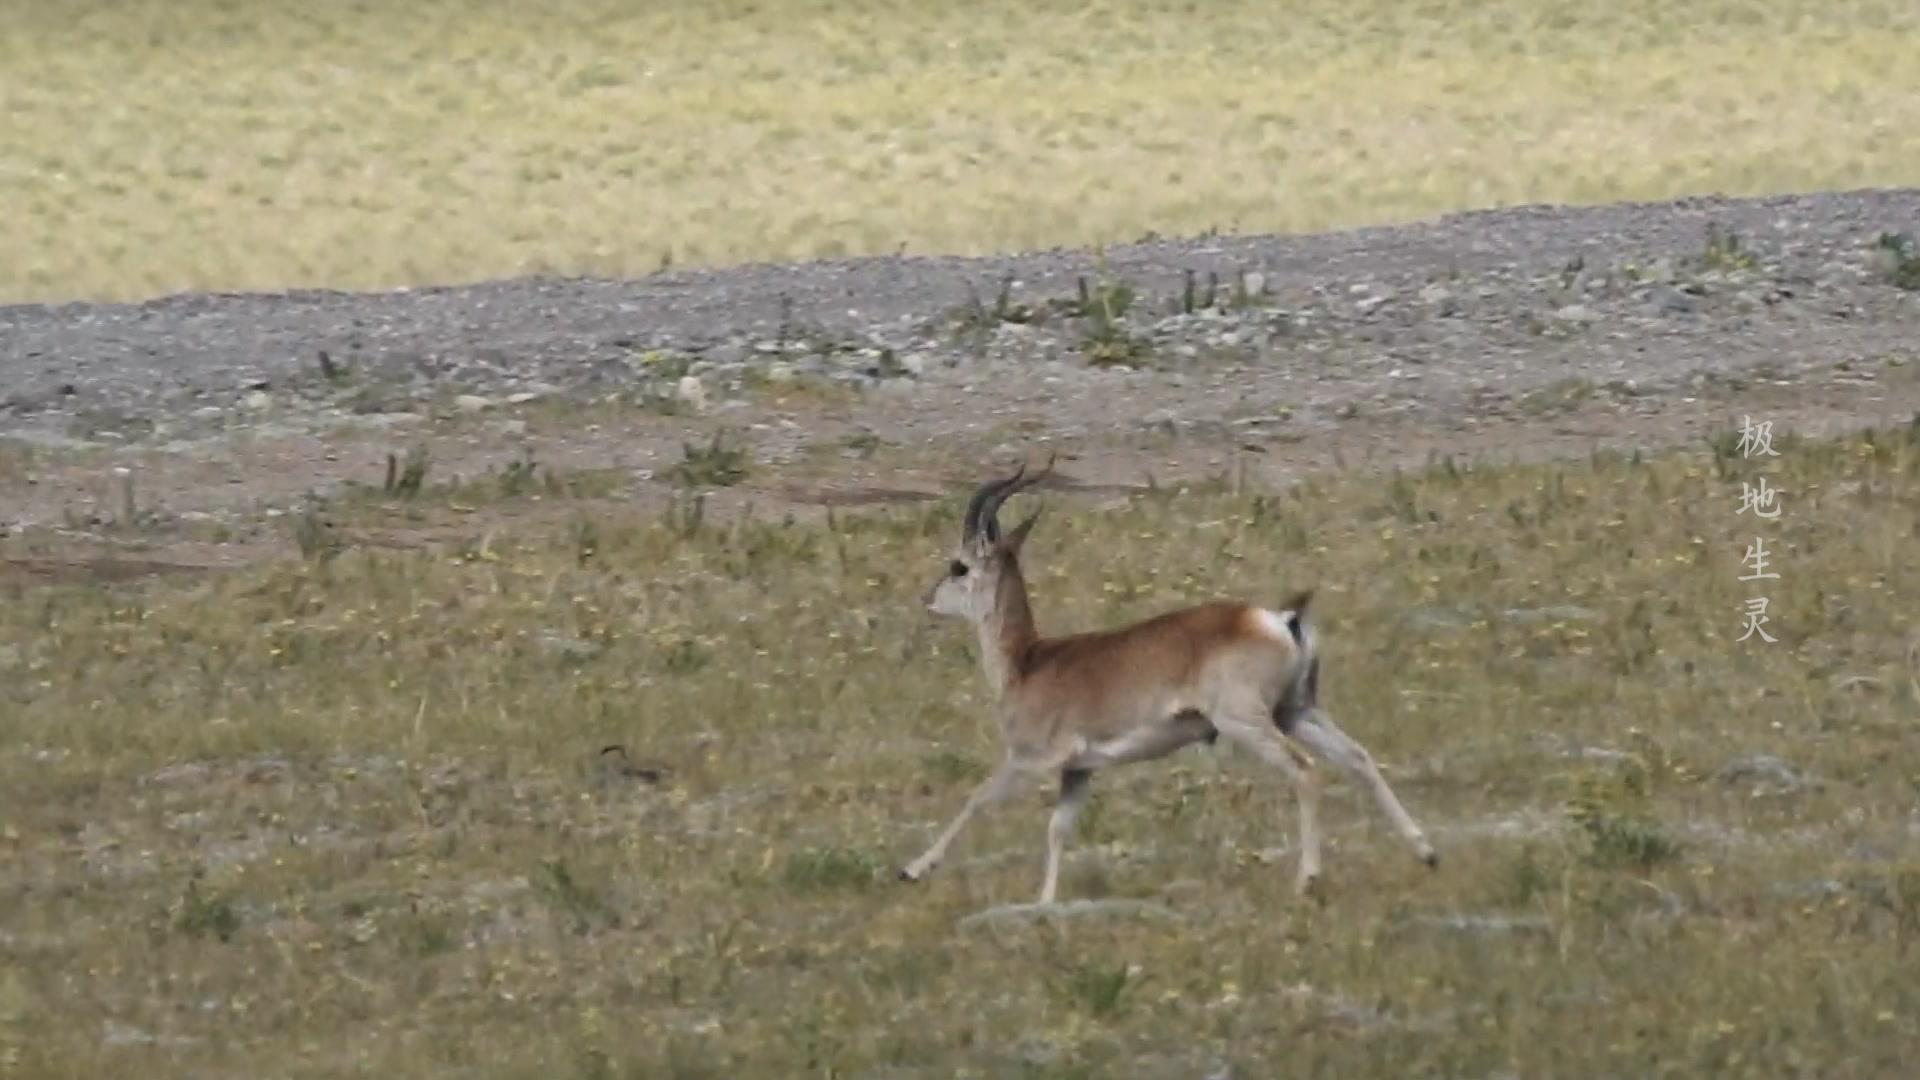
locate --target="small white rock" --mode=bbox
[454,394,494,413]
[675,375,707,411]
[244,391,271,411]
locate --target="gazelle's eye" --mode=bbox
[949,560,969,578]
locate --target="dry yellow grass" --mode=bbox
[3,422,1917,1075]
[5,0,1918,301]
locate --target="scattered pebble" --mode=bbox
[1713,753,1817,796]
[1397,913,1554,937]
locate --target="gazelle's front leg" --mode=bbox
[1215,709,1323,893]
[899,761,1017,883]
[1289,710,1438,868]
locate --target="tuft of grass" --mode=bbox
[384,446,430,499]
[496,448,541,499]
[534,858,620,935]
[1575,806,1681,870]
[666,432,751,489]
[290,497,343,564]
[1179,268,1219,314]
[1693,222,1761,273]
[1503,846,1556,905]
[632,349,694,382]
[922,749,987,786]
[1077,272,1155,368]
[659,636,712,675]
[951,275,1045,341]
[1877,231,1920,290]
[1564,757,1682,870]
[1055,960,1137,1018]
[174,879,241,943]
[1518,377,1598,417]
[782,846,884,892]
[840,431,885,459]
[396,910,460,957]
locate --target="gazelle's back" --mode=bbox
[1009,600,1303,745]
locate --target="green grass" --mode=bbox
[4,422,1919,1075]
[5,0,1919,302]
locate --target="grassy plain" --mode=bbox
[3,422,1918,1076]
[5,0,1919,301]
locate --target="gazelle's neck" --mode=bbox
[975,561,1038,696]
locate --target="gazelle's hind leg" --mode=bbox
[1213,707,1324,894]
[1039,768,1091,904]
[1288,710,1438,868]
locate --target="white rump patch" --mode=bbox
[1251,607,1293,640]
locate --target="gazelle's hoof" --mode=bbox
[897,867,921,883]
[1294,871,1322,899]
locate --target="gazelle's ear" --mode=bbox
[1001,507,1043,554]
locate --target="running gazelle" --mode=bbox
[899,458,1438,901]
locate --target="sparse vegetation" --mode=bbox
[0,438,35,484]
[1565,760,1684,871]
[290,496,343,564]
[533,857,621,935]
[173,878,242,943]
[951,275,1046,341]
[666,432,752,488]
[1517,376,1599,417]
[1077,272,1156,368]
[9,0,1918,302]
[782,846,885,892]
[495,448,541,499]
[1055,960,1138,1019]
[840,431,885,460]
[383,446,430,499]
[329,446,632,522]
[3,420,1917,1074]
[1694,223,1761,273]
[1878,231,1920,290]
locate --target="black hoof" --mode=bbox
[897,868,919,883]
[1422,851,1440,870]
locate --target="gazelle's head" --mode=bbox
[925,457,1054,622]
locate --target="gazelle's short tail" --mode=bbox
[1273,589,1319,732]
[1281,588,1314,646]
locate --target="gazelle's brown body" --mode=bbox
[996,601,1311,768]
[901,460,1437,902]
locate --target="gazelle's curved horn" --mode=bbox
[978,453,1056,542]
[963,461,1027,542]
